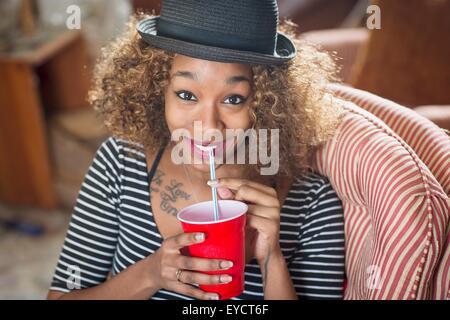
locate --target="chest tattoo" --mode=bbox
[150,169,192,216]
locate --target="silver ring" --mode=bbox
[175,269,183,282]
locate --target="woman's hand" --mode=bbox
[212,178,298,300]
[144,232,234,300]
[213,178,282,265]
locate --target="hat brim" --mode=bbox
[137,17,296,65]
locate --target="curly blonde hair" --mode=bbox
[88,14,344,176]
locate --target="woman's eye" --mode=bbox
[175,91,246,105]
[175,91,197,101]
[224,95,247,105]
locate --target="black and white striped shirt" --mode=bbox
[50,137,345,299]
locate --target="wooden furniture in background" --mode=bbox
[278,0,359,32]
[0,30,91,209]
[349,0,450,106]
[131,0,162,14]
[300,27,450,131]
[19,0,38,37]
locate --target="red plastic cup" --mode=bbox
[177,200,247,300]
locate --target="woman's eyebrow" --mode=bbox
[226,75,250,85]
[172,70,197,81]
[172,71,250,85]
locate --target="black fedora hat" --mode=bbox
[136,0,297,65]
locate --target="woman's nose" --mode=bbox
[199,104,224,131]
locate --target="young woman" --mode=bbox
[48,0,345,300]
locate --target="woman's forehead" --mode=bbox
[171,54,252,80]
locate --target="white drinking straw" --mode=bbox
[207,147,220,221]
[195,144,220,221]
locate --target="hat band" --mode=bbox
[156,18,276,55]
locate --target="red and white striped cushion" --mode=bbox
[313,96,449,299]
[329,84,450,196]
[432,233,450,299]
[328,84,450,299]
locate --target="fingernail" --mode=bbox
[217,187,232,199]
[220,275,232,283]
[220,261,233,269]
[195,233,204,242]
[208,294,219,300]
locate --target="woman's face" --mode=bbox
[165,54,253,172]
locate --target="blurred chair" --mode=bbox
[300,27,450,131]
[278,0,361,32]
[312,84,450,299]
[348,0,450,107]
[300,27,368,83]
[300,0,450,131]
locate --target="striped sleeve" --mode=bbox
[49,137,122,293]
[290,175,346,299]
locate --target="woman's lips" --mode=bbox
[184,137,227,161]
[193,143,211,160]
[190,138,216,147]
